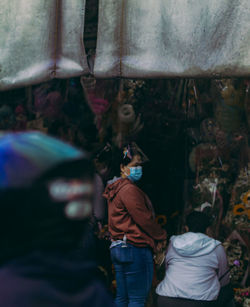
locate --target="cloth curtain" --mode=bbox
[0,0,88,91]
[94,0,250,78]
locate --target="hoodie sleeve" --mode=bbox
[215,244,230,287]
[120,184,166,242]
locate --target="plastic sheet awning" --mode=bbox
[1,0,250,90]
[0,0,89,91]
[94,0,250,78]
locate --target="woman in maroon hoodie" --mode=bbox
[103,143,167,307]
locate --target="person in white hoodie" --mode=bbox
[156,211,232,307]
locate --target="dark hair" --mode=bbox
[93,143,112,164]
[120,143,144,166]
[94,142,148,180]
[97,146,124,179]
[113,143,148,178]
[186,211,211,234]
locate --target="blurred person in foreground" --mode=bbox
[0,131,114,307]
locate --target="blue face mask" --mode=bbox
[127,166,142,182]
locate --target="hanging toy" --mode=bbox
[90,98,110,116]
[215,79,244,133]
[200,118,217,143]
[115,104,144,146]
[90,97,110,130]
[118,104,136,124]
[80,75,96,93]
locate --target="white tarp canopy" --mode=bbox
[94,0,250,78]
[0,0,89,91]
[1,0,250,91]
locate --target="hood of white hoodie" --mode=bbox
[171,232,221,257]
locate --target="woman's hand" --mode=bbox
[154,240,167,266]
[156,240,167,252]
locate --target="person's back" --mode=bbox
[156,232,226,300]
[156,211,231,307]
[0,131,114,307]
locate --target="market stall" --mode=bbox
[0,0,249,305]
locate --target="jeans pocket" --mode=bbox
[110,244,134,263]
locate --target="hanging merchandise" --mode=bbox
[190,177,224,238]
[224,164,250,232]
[186,80,200,120]
[33,83,52,114]
[118,104,135,124]
[215,129,230,157]
[244,80,250,130]
[31,83,65,133]
[90,98,110,117]
[214,79,245,133]
[193,178,218,209]
[215,101,243,133]
[122,80,146,105]
[14,105,28,131]
[181,79,203,120]
[80,76,119,117]
[81,76,125,144]
[40,91,64,121]
[220,79,245,108]
[80,76,109,128]
[200,118,218,143]
[234,288,250,306]
[223,230,249,288]
[188,143,218,176]
[188,132,236,237]
[0,0,89,91]
[114,103,143,147]
[186,127,201,147]
[80,75,96,97]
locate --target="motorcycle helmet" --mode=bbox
[0,131,95,262]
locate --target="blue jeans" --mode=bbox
[110,243,153,307]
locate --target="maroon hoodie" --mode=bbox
[103,178,166,252]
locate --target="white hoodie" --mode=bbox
[156,232,230,301]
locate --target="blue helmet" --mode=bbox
[0,131,95,261]
[0,131,88,189]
